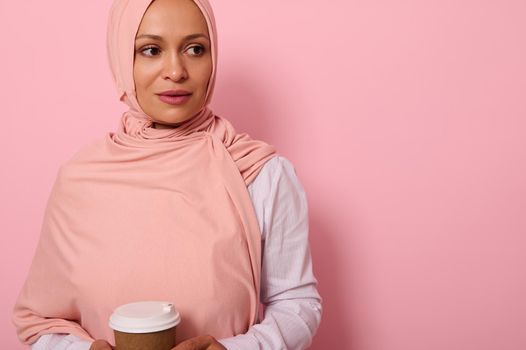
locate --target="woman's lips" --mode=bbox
[158,93,192,105]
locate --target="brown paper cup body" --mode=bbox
[114,326,176,350]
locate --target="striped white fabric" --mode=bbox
[30,156,322,350]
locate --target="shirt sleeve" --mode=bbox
[31,334,91,350]
[30,155,322,350]
[218,155,323,350]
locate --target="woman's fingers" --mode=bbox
[207,341,227,350]
[89,339,114,350]
[173,335,226,350]
[174,335,213,350]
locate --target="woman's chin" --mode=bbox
[151,117,191,128]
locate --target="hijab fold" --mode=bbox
[12,0,276,346]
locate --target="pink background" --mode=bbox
[1,0,525,349]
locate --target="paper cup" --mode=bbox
[109,301,181,350]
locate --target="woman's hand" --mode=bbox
[173,335,226,350]
[89,339,114,350]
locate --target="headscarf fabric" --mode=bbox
[12,0,276,345]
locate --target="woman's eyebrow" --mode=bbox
[135,33,210,42]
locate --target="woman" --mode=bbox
[11,0,322,349]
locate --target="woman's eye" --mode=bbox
[187,45,205,56]
[140,46,160,56]
[137,45,205,57]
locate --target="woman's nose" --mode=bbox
[162,53,188,82]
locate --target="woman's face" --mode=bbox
[134,0,212,127]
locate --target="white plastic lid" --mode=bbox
[109,301,181,333]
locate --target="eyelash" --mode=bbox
[138,45,206,57]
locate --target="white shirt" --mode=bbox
[30,155,322,350]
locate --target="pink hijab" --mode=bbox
[12,0,276,346]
